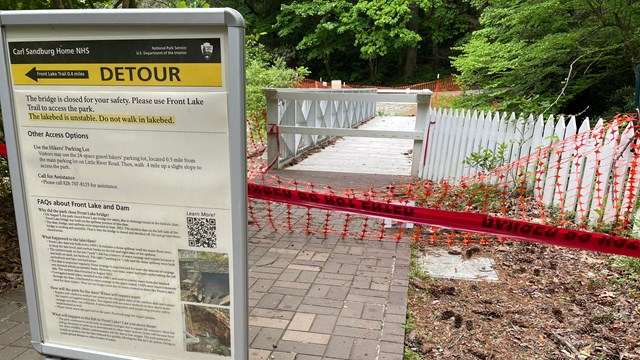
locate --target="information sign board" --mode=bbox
[0,9,247,360]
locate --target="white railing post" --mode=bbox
[264,89,280,169]
[413,92,431,176]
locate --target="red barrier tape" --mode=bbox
[248,183,640,258]
[0,144,6,157]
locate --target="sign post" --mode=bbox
[0,9,247,360]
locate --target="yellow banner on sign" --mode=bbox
[11,63,222,87]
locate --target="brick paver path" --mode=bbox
[247,205,410,359]
[0,194,411,360]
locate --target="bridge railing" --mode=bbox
[264,88,432,176]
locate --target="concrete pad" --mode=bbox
[417,249,499,281]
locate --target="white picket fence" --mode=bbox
[419,108,640,224]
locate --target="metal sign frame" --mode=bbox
[0,9,247,360]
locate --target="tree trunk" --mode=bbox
[369,58,377,83]
[404,3,420,79]
[324,56,332,79]
[432,40,440,71]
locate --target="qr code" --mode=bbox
[187,217,217,248]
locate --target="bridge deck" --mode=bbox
[286,116,416,175]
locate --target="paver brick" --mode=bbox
[321,262,341,273]
[332,326,380,340]
[314,277,351,287]
[384,313,406,323]
[288,264,321,272]
[251,279,276,292]
[310,314,337,334]
[256,293,285,310]
[270,351,297,360]
[278,269,301,282]
[0,323,30,346]
[381,333,405,344]
[274,340,326,356]
[340,301,364,318]
[378,352,403,360]
[324,335,354,359]
[296,250,315,261]
[307,284,330,298]
[383,322,405,337]
[282,330,330,344]
[0,321,19,336]
[249,348,272,360]
[351,338,379,359]
[267,248,299,257]
[302,297,343,309]
[273,280,311,290]
[249,316,289,329]
[251,328,285,350]
[250,308,295,320]
[346,294,387,305]
[326,286,349,301]
[288,313,315,331]
[10,334,32,348]
[352,276,372,289]
[0,346,27,360]
[379,340,405,353]
[317,272,353,281]
[336,317,382,330]
[269,286,308,297]
[14,349,44,360]
[296,271,319,283]
[311,252,330,262]
[276,295,303,311]
[385,303,406,315]
[362,303,385,321]
[294,355,322,360]
[297,304,341,316]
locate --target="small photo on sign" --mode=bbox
[183,304,231,356]
[178,249,230,306]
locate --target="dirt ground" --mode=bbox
[407,240,640,359]
[0,194,23,295]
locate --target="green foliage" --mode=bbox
[610,256,640,276]
[462,142,508,172]
[0,158,8,196]
[246,37,309,136]
[277,0,353,70]
[404,347,421,360]
[452,0,640,116]
[346,0,421,60]
[275,0,481,83]
[176,0,209,8]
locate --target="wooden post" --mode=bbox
[413,91,431,177]
[264,89,280,170]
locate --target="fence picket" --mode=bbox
[564,120,591,214]
[533,116,556,201]
[622,138,640,225]
[604,123,634,222]
[588,121,617,223]
[552,116,577,207]
[461,110,480,177]
[416,107,638,227]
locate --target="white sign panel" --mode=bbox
[0,10,247,360]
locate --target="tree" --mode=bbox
[452,0,640,116]
[276,0,353,78]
